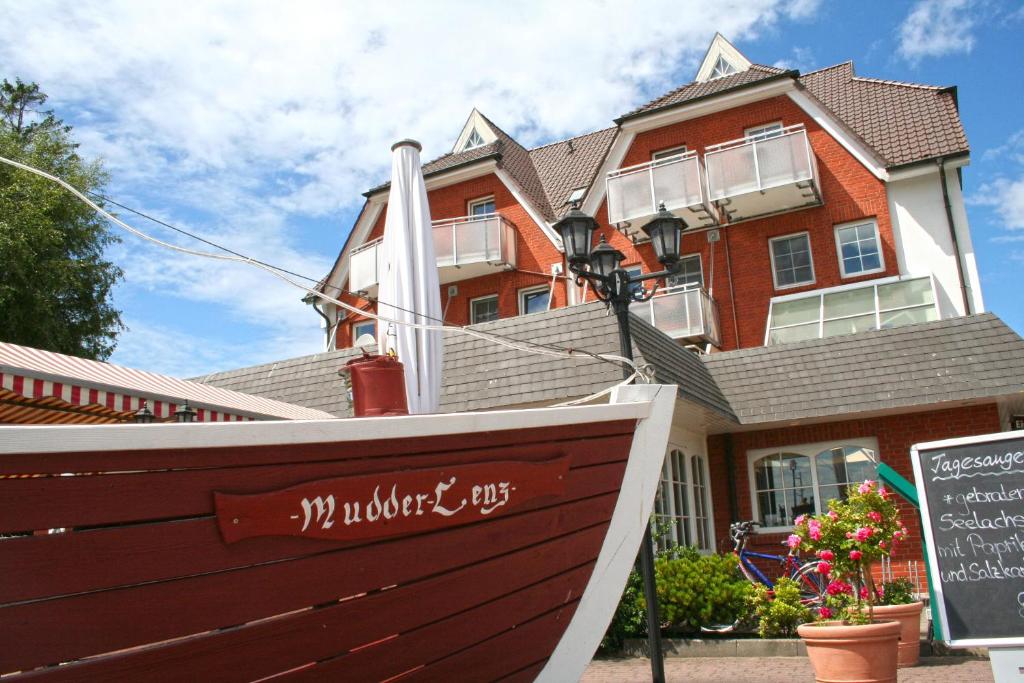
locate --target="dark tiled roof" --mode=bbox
[478,112,557,222]
[799,62,968,168]
[529,127,617,218]
[196,302,735,424]
[365,141,501,195]
[618,65,791,121]
[702,313,1024,426]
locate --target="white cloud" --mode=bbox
[773,46,817,72]
[971,177,1024,230]
[896,0,977,64]
[0,1,823,375]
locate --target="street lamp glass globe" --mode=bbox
[554,208,597,267]
[641,205,683,266]
[590,238,625,279]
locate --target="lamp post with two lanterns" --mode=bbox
[554,201,685,683]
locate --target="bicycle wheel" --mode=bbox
[793,561,828,605]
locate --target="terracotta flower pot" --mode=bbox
[872,602,924,667]
[798,619,900,683]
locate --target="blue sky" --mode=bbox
[1,0,1021,377]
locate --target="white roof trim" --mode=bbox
[786,89,888,181]
[494,167,562,249]
[324,196,385,301]
[582,130,634,216]
[620,78,794,133]
[695,34,752,83]
[452,108,499,153]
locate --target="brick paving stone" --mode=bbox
[580,656,994,682]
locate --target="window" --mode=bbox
[655,448,714,551]
[769,232,815,289]
[470,295,499,324]
[765,275,939,345]
[566,187,586,206]
[518,285,550,315]
[468,196,496,218]
[710,55,738,80]
[749,439,878,531]
[652,145,687,164]
[745,122,784,142]
[667,254,703,290]
[835,220,884,277]
[351,320,375,344]
[624,265,644,297]
[463,128,485,151]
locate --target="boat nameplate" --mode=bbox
[214,456,571,544]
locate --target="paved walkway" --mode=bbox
[580,656,993,682]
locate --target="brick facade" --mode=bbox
[706,404,1002,576]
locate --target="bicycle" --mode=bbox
[700,520,827,632]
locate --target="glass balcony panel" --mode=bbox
[607,169,654,223]
[651,156,701,212]
[823,287,874,319]
[879,305,938,329]
[755,132,812,189]
[771,296,820,327]
[878,277,934,310]
[349,241,381,292]
[822,313,876,337]
[638,287,720,347]
[768,322,819,345]
[433,226,456,267]
[706,143,758,201]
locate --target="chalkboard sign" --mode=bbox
[911,431,1024,648]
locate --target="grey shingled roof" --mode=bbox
[617,65,792,122]
[799,62,968,168]
[702,313,1024,426]
[195,302,734,421]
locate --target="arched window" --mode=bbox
[748,439,879,531]
[655,448,715,551]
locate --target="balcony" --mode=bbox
[704,124,822,223]
[632,286,721,348]
[348,213,518,294]
[606,151,718,236]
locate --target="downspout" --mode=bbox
[723,226,741,349]
[304,293,336,351]
[939,158,971,315]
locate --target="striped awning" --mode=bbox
[0,342,335,425]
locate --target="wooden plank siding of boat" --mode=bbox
[0,386,675,682]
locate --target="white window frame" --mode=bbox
[667,253,703,290]
[769,231,815,291]
[745,121,784,141]
[468,195,496,218]
[651,145,688,163]
[351,320,375,345]
[469,294,499,324]
[834,219,885,278]
[518,284,550,316]
[655,446,716,552]
[763,273,939,345]
[709,55,738,80]
[463,128,485,151]
[747,437,880,533]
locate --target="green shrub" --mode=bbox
[879,578,916,605]
[600,568,645,651]
[638,548,752,633]
[746,577,811,638]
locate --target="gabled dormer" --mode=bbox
[695,33,752,83]
[452,109,500,153]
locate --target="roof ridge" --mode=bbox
[851,74,945,90]
[799,60,853,78]
[528,126,617,153]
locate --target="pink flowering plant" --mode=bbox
[789,481,907,624]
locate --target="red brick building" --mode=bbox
[206,36,1023,584]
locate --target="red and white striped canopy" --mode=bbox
[0,342,334,424]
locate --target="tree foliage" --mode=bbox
[0,77,123,359]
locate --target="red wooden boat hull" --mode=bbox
[0,384,674,682]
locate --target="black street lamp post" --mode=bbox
[555,202,684,683]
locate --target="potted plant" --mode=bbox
[873,578,924,667]
[788,480,909,683]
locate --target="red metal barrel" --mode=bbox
[339,353,409,417]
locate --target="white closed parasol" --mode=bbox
[376,139,443,414]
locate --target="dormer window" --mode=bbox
[710,55,738,80]
[463,128,485,151]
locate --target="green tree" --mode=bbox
[0,78,123,359]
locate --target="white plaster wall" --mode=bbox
[886,168,984,317]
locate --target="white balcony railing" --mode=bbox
[348,214,518,293]
[632,286,721,348]
[704,124,821,222]
[606,151,718,231]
